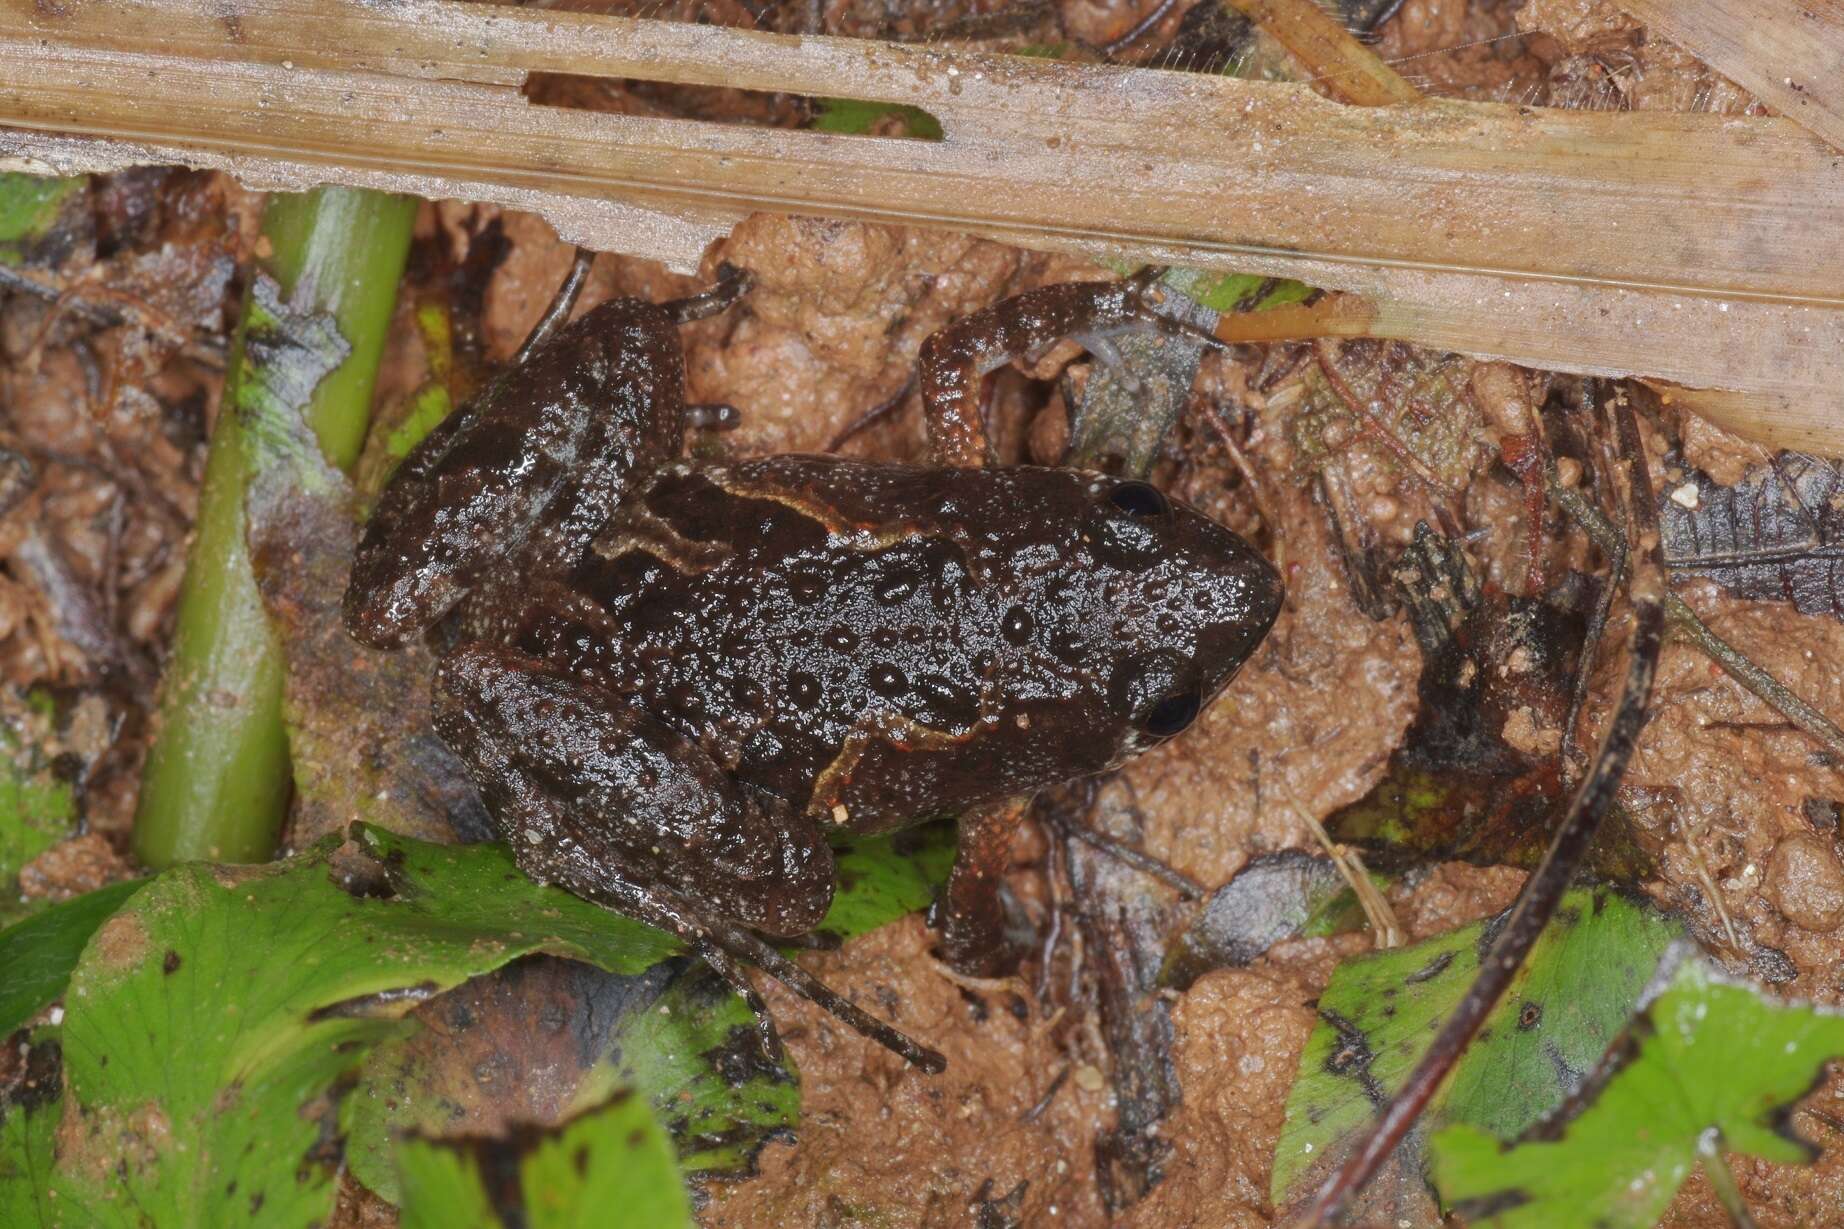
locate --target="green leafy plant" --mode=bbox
[0,820,952,1225]
[343,825,952,1201]
[1273,886,1684,1219]
[396,1089,692,1229]
[133,187,416,869]
[26,825,682,1227]
[1432,947,1844,1228]
[0,692,77,924]
[0,880,142,1035]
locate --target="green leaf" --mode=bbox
[0,1033,60,1228]
[344,962,798,1205]
[0,690,79,920]
[0,880,143,1036]
[43,824,680,1228]
[397,1089,693,1229]
[1158,267,1314,314]
[0,174,84,263]
[1432,948,1844,1228]
[812,98,944,140]
[818,823,955,940]
[1272,887,1683,1219]
[568,967,799,1175]
[344,823,954,1204]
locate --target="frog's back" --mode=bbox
[516,457,1090,819]
[514,453,1279,831]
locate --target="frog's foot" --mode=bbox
[917,275,1226,467]
[935,796,1036,978]
[661,261,753,324]
[684,402,743,431]
[707,921,948,1073]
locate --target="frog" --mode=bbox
[343,263,1283,1072]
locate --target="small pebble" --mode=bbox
[1764,832,1844,933]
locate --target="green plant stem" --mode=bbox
[133,187,415,868]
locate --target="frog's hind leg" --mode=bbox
[347,260,758,651]
[345,292,690,648]
[435,643,946,1072]
[918,274,1225,467]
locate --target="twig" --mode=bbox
[1277,786,1402,950]
[1294,387,1667,1226]
[1549,481,1844,765]
[7,0,1844,450]
[1044,811,1208,899]
[1019,1063,1072,1123]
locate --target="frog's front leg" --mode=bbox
[435,644,946,1071]
[918,273,1206,468]
[936,796,1035,977]
[345,298,689,649]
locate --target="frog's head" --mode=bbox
[1051,477,1281,759]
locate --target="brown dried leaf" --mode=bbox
[1660,451,1844,621]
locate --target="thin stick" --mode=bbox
[1277,787,1402,950]
[1222,0,1421,106]
[1294,390,1666,1226]
[1045,812,1208,899]
[1550,482,1844,764]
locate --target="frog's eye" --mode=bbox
[1108,481,1170,519]
[1089,485,1168,567]
[1142,688,1202,738]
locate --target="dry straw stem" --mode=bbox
[1221,0,1422,106]
[1621,0,1844,156]
[1,0,1840,453]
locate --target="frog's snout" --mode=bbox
[1178,515,1283,699]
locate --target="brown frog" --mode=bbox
[344,266,1282,1070]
